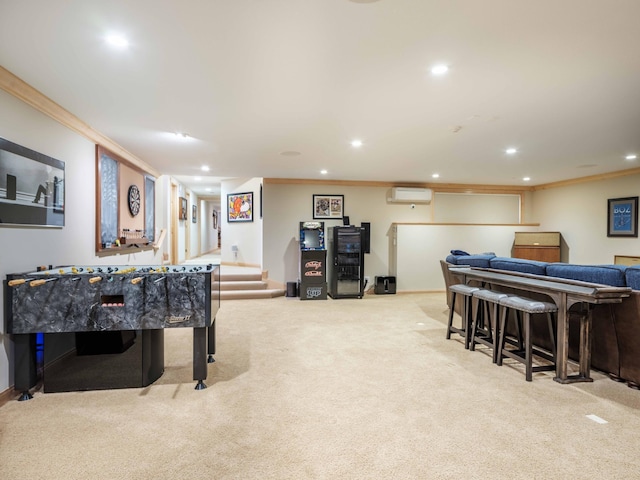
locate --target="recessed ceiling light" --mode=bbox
[506,148,517,155]
[320,169,328,175]
[194,177,202,181]
[201,165,210,172]
[205,188,212,192]
[625,154,637,160]
[351,139,363,148]
[175,132,190,140]
[523,177,530,182]
[106,33,129,49]
[432,173,440,178]
[430,64,449,75]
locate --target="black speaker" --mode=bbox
[286,282,298,297]
[343,216,350,226]
[361,222,370,254]
[374,276,396,294]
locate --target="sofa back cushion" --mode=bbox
[489,257,548,275]
[450,254,495,268]
[625,267,640,290]
[546,263,627,287]
[445,253,495,267]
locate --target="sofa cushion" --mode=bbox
[489,256,548,275]
[445,254,459,264]
[546,263,628,287]
[453,254,495,268]
[625,267,640,290]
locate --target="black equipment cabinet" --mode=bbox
[327,226,365,299]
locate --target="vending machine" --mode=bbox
[299,222,327,300]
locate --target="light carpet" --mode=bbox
[1,293,640,479]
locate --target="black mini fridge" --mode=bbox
[327,226,365,299]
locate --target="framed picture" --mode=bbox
[228,192,253,222]
[608,196,638,237]
[179,197,187,220]
[192,204,197,223]
[0,137,65,227]
[313,194,344,219]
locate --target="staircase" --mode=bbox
[216,269,285,300]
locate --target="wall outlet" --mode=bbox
[364,276,371,285]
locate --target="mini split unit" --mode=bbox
[388,187,432,203]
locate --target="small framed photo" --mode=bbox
[608,196,638,237]
[179,197,188,220]
[313,194,344,220]
[228,192,253,222]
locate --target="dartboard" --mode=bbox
[128,185,141,216]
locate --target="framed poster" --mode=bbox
[608,197,638,237]
[313,194,344,220]
[228,192,253,222]
[0,137,65,227]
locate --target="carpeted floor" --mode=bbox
[1,292,640,479]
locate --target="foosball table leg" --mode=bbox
[14,333,37,402]
[207,318,216,363]
[193,327,208,390]
[18,391,33,401]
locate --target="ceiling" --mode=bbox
[1,0,640,195]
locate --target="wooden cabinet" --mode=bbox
[614,255,640,266]
[512,232,561,263]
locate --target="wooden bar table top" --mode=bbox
[453,267,631,384]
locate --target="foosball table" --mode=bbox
[5,263,220,400]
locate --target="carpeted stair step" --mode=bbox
[213,269,285,300]
[220,280,268,291]
[214,272,263,282]
[220,289,285,300]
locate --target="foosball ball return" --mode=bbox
[5,263,221,400]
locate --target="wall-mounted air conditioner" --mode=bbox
[388,187,432,203]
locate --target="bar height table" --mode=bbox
[452,267,631,384]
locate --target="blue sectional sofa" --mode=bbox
[443,252,640,389]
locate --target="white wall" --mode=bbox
[393,224,539,291]
[263,183,434,286]
[533,174,640,264]
[0,89,164,393]
[189,194,199,257]
[434,193,521,223]
[176,184,187,263]
[200,199,220,253]
[221,178,263,267]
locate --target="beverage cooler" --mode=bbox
[327,226,365,299]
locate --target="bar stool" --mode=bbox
[497,296,557,381]
[469,290,509,363]
[446,284,480,349]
